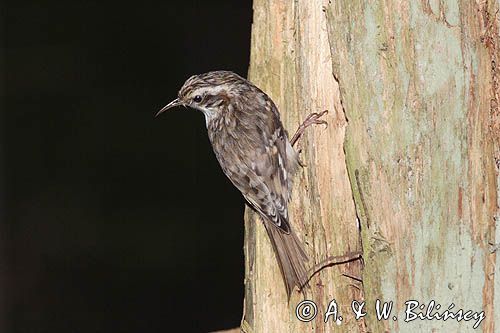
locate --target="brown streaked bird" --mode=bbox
[156,71,327,299]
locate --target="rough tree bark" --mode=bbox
[241,0,500,332]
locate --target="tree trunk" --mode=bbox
[242,0,499,332]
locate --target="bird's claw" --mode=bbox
[301,110,329,129]
[301,110,329,126]
[290,110,329,147]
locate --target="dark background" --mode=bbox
[3,1,252,332]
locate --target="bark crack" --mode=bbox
[324,6,368,332]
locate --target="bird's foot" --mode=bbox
[290,110,328,147]
[302,251,363,286]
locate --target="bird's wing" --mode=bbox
[213,100,292,233]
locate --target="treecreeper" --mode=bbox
[156,70,332,299]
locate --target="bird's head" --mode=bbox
[156,71,251,121]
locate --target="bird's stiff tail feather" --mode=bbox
[263,221,309,300]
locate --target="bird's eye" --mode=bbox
[193,95,202,103]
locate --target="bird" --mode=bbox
[156,70,328,299]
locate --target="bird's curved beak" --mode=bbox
[155,98,182,117]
